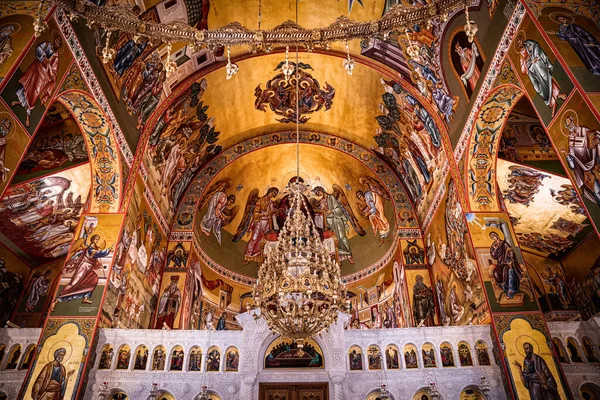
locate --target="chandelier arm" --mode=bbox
[50,0,467,49]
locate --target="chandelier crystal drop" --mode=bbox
[343,42,355,76]
[252,182,347,346]
[225,46,239,80]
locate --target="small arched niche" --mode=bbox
[4,344,22,370]
[440,341,454,367]
[133,345,148,370]
[552,338,569,364]
[225,346,239,372]
[116,345,131,370]
[459,386,486,399]
[404,343,418,369]
[422,342,436,368]
[98,344,114,369]
[188,346,202,371]
[206,346,221,372]
[475,340,491,366]
[385,344,400,370]
[19,344,36,370]
[458,341,473,366]
[106,389,129,399]
[367,345,383,370]
[152,345,167,371]
[567,337,583,362]
[582,337,599,363]
[169,345,185,371]
[348,345,364,371]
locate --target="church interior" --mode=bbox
[0,0,599,398]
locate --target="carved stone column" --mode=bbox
[240,374,257,400]
[329,372,346,400]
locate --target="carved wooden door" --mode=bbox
[259,383,328,400]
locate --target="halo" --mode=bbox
[48,340,73,363]
[281,171,311,192]
[0,112,16,140]
[486,228,504,240]
[514,31,526,53]
[91,230,107,249]
[0,22,21,36]
[51,30,65,54]
[515,335,539,358]
[559,109,578,137]
[549,11,574,25]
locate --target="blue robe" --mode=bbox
[557,22,600,75]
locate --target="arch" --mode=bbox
[403,343,419,369]
[475,340,491,366]
[151,345,167,371]
[98,344,114,369]
[367,344,383,370]
[385,344,400,370]
[459,386,486,399]
[115,344,131,370]
[348,345,364,371]
[0,344,5,366]
[0,391,6,400]
[440,341,455,367]
[567,337,584,362]
[366,388,396,400]
[264,336,324,369]
[54,90,122,213]
[4,344,21,370]
[458,341,474,366]
[156,390,175,400]
[580,382,600,400]
[552,337,569,364]
[106,389,129,400]
[169,345,185,371]
[188,345,202,371]
[193,390,221,400]
[224,346,239,372]
[582,337,599,363]
[422,342,436,368]
[132,344,149,370]
[465,84,524,211]
[412,387,434,400]
[19,343,35,370]
[206,346,221,372]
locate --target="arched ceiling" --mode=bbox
[192,143,398,279]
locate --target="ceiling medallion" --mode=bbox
[252,181,347,346]
[254,61,335,123]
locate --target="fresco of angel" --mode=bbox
[311,185,365,264]
[200,179,239,244]
[355,176,390,246]
[233,187,280,265]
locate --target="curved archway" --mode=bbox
[54,90,122,213]
[366,388,396,400]
[465,84,524,211]
[4,344,21,370]
[580,382,600,400]
[105,389,129,400]
[263,336,324,370]
[459,386,486,399]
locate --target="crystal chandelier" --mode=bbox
[252,15,346,344]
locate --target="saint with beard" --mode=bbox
[512,342,560,400]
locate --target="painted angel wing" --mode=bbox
[222,205,239,227]
[199,179,233,211]
[360,176,390,201]
[332,184,366,236]
[232,188,260,242]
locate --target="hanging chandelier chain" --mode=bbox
[50,0,467,49]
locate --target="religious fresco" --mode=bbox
[440,341,455,367]
[422,342,436,368]
[449,29,485,100]
[116,344,131,369]
[507,14,574,125]
[497,159,592,258]
[412,390,432,400]
[1,19,72,132]
[13,102,88,184]
[205,346,221,372]
[151,345,166,370]
[101,176,167,329]
[494,315,569,400]
[426,177,489,326]
[225,347,239,372]
[169,345,184,371]
[373,77,448,221]
[264,336,323,369]
[385,344,400,369]
[405,268,437,326]
[143,77,222,224]
[188,346,202,371]
[5,344,22,369]
[254,61,335,123]
[0,15,35,83]
[404,343,418,368]
[21,318,95,400]
[98,344,114,369]
[467,213,539,313]
[0,241,28,327]
[194,144,396,278]
[459,388,486,400]
[0,163,91,264]
[13,257,64,327]
[133,344,148,370]
[475,340,491,366]
[552,337,568,363]
[348,345,363,371]
[401,238,426,266]
[0,102,30,196]
[566,337,583,362]
[561,233,600,320]
[367,345,383,370]
[50,213,123,317]
[458,342,474,366]
[153,272,185,329]
[538,7,600,92]
[547,90,600,230]
[524,252,577,317]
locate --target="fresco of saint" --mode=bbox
[548,14,600,76]
[11,34,63,127]
[0,117,11,182]
[564,113,600,205]
[412,274,435,326]
[0,25,15,71]
[489,231,522,299]
[31,348,75,400]
[154,275,181,329]
[512,342,560,400]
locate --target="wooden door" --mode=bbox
[259,383,328,400]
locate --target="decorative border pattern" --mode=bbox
[143,182,170,236]
[54,9,134,167]
[453,1,526,163]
